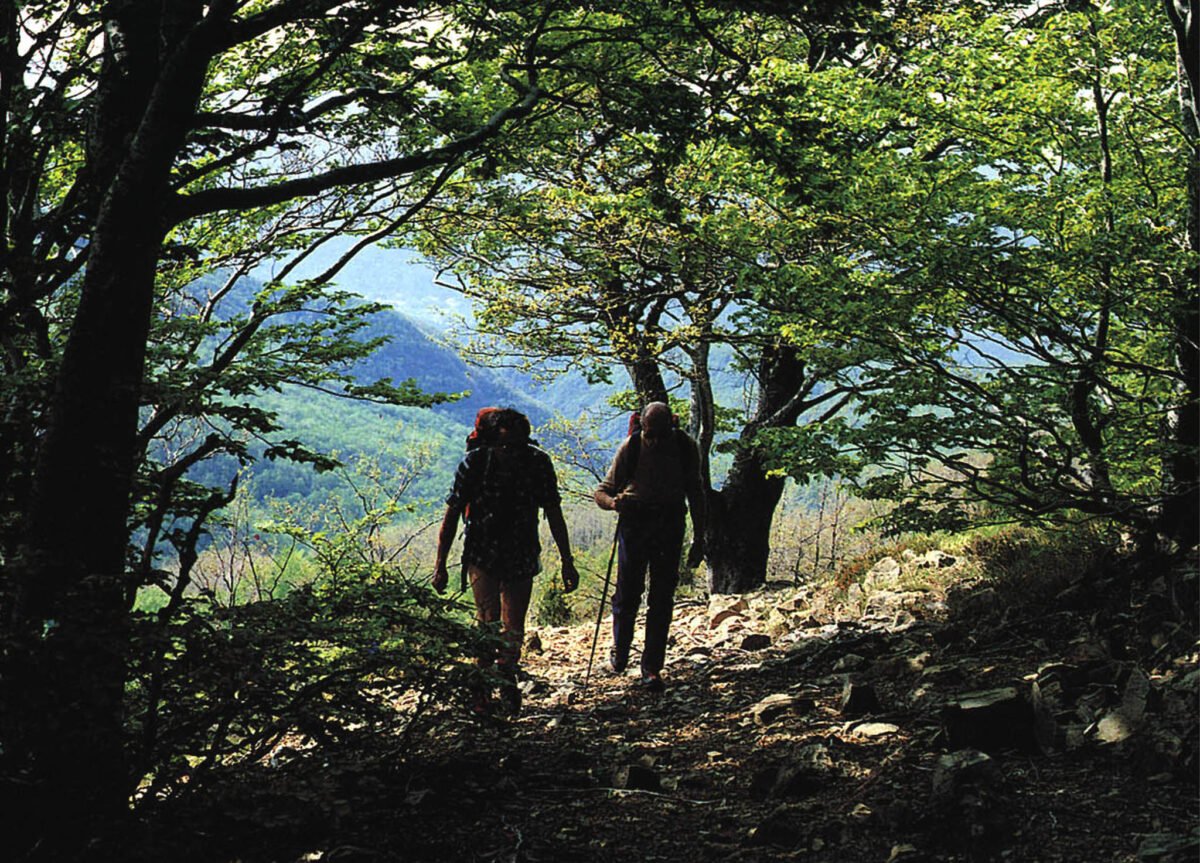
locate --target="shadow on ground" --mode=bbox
[145,548,1199,863]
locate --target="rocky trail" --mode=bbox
[167,549,1198,863]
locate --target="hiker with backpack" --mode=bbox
[433,407,579,713]
[594,401,707,692]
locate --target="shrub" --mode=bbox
[125,452,495,813]
[958,523,1115,599]
[127,563,491,809]
[533,582,572,627]
[829,534,947,593]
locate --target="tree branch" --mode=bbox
[171,83,542,221]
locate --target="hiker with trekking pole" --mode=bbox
[591,401,707,692]
[433,407,580,715]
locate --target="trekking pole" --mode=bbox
[584,524,620,688]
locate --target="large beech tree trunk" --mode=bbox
[1163,0,1199,549]
[705,448,787,594]
[12,202,166,861]
[704,340,809,594]
[6,6,210,857]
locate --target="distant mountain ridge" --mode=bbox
[252,240,472,328]
[349,307,553,428]
[193,252,748,510]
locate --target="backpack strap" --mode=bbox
[461,446,495,591]
[624,422,691,482]
[674,427,692,473]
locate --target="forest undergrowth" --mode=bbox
[140,529,1199,863]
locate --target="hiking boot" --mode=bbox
[498,679,522,716]
[469,686,493,717]
[640,671,665,693]
[609,647,628,674]
[497,666,522,716]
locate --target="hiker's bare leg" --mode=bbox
[469,564,502,669]
[498,575,533,670]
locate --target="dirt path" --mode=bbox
[382,571,1197,863]
[159,559,1198,863]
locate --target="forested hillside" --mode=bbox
[190,272,562,508]
[221,250,714,510]
[1,2,1195,862]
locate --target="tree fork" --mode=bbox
[705,340,809,594]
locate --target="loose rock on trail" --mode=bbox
[166,550,1199,863]
[385,551,1198,863]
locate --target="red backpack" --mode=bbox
[466,407,502,449]
[462,406,535,517]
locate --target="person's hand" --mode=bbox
[432,562,449,594]
[561,558,580,593]
[686,539,706,568]
[614,491,638,512]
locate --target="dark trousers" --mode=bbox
[611,509,685,675]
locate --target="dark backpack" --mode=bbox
[461,408,500,528]
[459,421,545,588]
[462,406,534,519]
[459,408,538,588]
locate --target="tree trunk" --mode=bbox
[626,354,669,405]
[1162,0,1199,549]
[706,447,787,593]
[704,339,811,594]
[685,340,716,485]
[11,206,165,861]
[6,6,210,857]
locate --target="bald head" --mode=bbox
[641,402,672,442]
